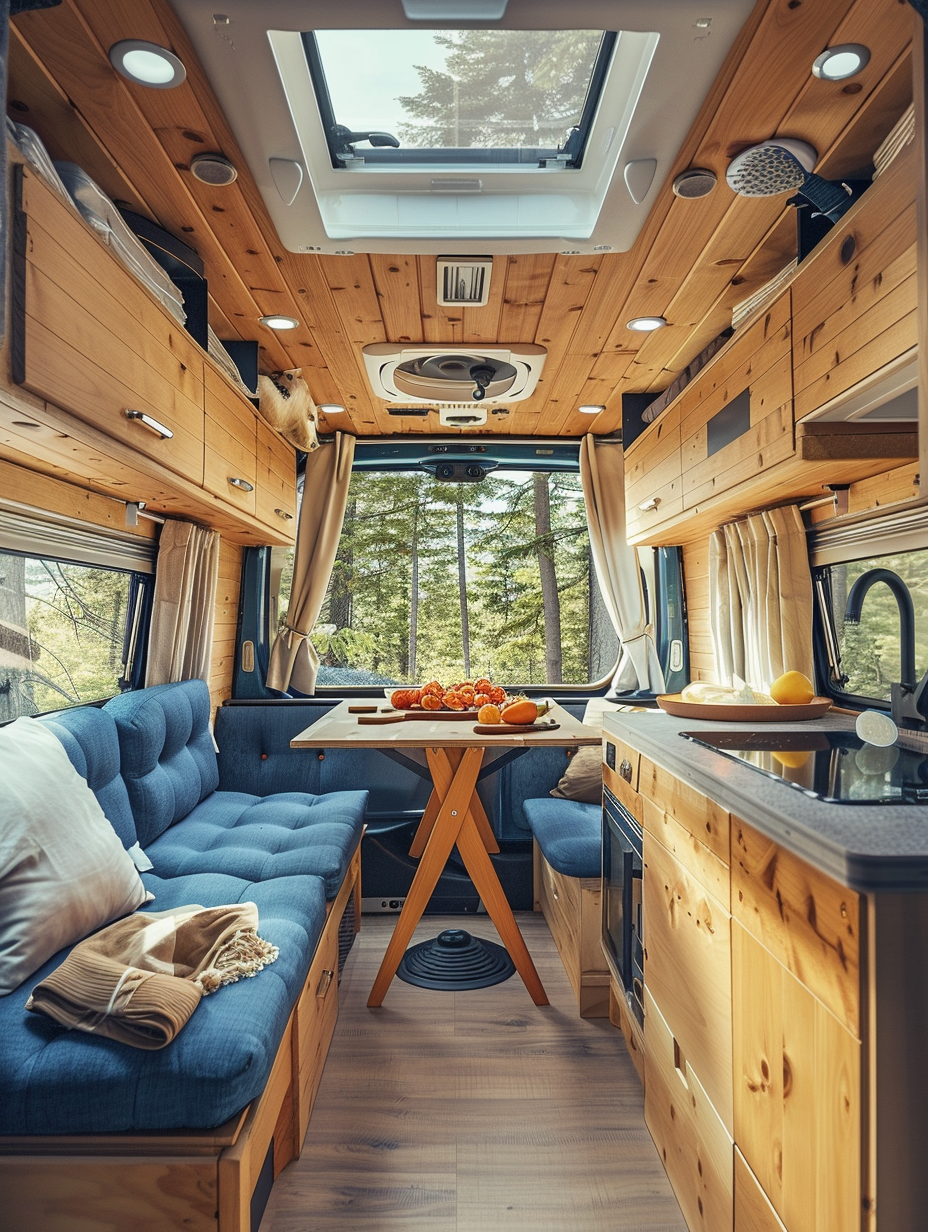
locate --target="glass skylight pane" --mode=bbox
[312,29,605,154]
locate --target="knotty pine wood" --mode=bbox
[730,818,860,1038]
[0,457,158,543]
[7,0,914,438]
[638,757,731,869]
[846,460,920,513]
[732,923,862,1232]
[643,834,734,1133]
[644,988,734,1232]
[642,798,729,908]
[258,912,686,1232]
[734,1150,788,1232]
[609,976,645,1088]
[532,842,610,1018]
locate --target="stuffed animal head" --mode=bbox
[256,369,319,453]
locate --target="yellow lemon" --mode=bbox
[770,670,815,706]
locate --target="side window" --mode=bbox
[276,468,620,688]
[816,548,928,705]
[0,552,150,719]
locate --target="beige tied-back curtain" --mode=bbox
[146,520,220,686]
[709,504,814,692]
[579,435,665,694]
[267,432,356,695]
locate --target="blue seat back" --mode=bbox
[104,680,219,846]
[39,706,138,850]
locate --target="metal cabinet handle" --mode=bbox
[619,757,633,783]
[316,968,335,999]
[227,476,254,491]
[125,409,173,440]
[274,508,294,520]
[638,496,660,512]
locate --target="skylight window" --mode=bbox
[304,29,614,169]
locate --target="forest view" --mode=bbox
[280,469,619,688]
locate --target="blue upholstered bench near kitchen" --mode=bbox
[524,794,609,1018]
[0,679,366,1232]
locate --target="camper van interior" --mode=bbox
[0,0,926,1229]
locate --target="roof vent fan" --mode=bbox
[436,256,493,306]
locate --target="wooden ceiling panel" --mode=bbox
[7,0,915,440]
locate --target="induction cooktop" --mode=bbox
[680,730,928,806]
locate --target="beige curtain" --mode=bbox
[146,520,220,686]
[267,432,355,695]
[709,505,814,691]
[579,435,665,694]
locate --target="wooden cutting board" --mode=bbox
[472,721,559,735]
[357,709,481,724]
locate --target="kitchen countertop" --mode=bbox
[602,709,928,893]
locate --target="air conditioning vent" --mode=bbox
[439,405,488,427]
[437,257,493,306]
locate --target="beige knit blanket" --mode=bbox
[26,903,279,1050]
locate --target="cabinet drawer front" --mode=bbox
[734,1150,786,1232]
[644,988,734,1232]
[255,419,297,532]
[644,834,733,1130]
[731,819,859,1037]
[733,923,861,1232]
[204,414,257,514]
[643,797,729,908]
[638,757,730,865]
[295,921,339,1142]
[536,847,582,958]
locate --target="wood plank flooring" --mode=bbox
[259,913,686,1232]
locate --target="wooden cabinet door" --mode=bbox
[644,834,733,1131]
[732,922,861,1232]
[734,1150,787,1232]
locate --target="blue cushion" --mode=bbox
[39,706,137,850]
[0,871,327,1135]
[105,681,220,846]
[493,747,572,839]
[524,797,602,878]
[145,789,367,898]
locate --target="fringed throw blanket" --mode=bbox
[26,903,279,1050]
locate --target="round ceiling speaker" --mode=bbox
[190,153,238,186]
[672,168,718,199]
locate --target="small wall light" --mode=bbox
[318,404,346,415]
[578,405,606,415]
[626,316,667,332]
[259,315,300,330]
[812,44,870,82]
[109,40,186,89]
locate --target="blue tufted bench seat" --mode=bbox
[524,794,608,1019]
[0,680,366,1232]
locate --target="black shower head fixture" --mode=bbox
[726,138,857,223]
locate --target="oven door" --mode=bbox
[602,786,644,1025]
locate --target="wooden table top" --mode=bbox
[290,700,601,750]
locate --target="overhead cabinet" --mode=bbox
[7,165,296,546]
[623,143,919,546]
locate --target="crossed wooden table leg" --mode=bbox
[367,745,548,1008]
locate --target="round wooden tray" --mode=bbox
[656,694,833,722]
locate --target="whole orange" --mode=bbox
[477,703,501,724]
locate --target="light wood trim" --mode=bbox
[731,818,860,1037]
[609,975,645,1087]
[0,457,157,541]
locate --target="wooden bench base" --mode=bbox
[0,846,361,1232]
[533,840,609,1018]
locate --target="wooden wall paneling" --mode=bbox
[624,404,683,541]
[731,818,860,1036]
[732,922,861,1232]
[13,0,294,375]
[496,254,555,343]
[846,461,921,513]
[681,538,716,683]
[0,458,158,543]
[461,256,507,345]
[210,538,242,712]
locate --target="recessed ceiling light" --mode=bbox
[318,404,345,414]
[812,44,871,82]
[190,153,238,186]
[109,40,186,89]
[259,314,300,330]
[626,316,667,332]
[578,404,606,415]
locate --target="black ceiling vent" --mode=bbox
[397,928,515,990]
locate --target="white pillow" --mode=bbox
[0,717,152,996]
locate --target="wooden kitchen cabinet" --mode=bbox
[734,1150,787,1232]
